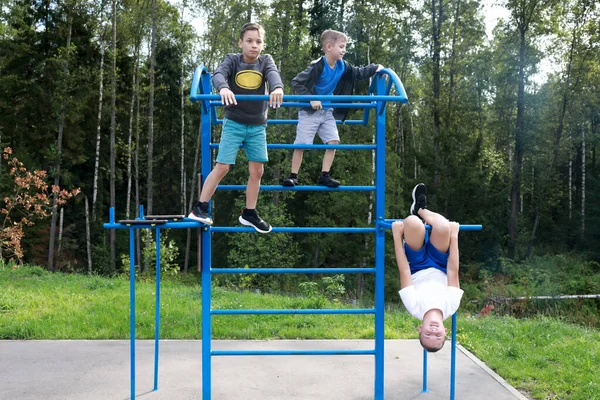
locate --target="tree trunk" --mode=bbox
[109,0,117,273]
[581,124,585,237]
[184,125,201,274]
[508,26,527,260]
[430,0,442,186]
[569,131,572,220]
[85,196,93,275]
[126,43,139,220]
[92,24,107,222]
[147,0,157,216]
[135,41,142,272]
[57,207,64,259]
[180,2,186,215]
[48,17,72,272]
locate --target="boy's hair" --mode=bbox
[419,334,446,353]
[240,22,265,40]
[320,29,348,49]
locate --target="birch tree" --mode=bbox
[48,11,73,272]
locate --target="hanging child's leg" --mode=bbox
[403,215,426,251]
[418,208,450,254]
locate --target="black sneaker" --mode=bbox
[282,175,298,187]
[410,183,427,216]
[239,208,272,233]
[317,172,340,188]
[188,202,213,225]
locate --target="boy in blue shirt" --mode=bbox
[282,29,383,187]
[188,23,284,233]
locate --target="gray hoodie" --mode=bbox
[212,53,284,125]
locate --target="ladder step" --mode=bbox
[216,185,375,192]
[211,349,376,356]
[210,267,375,274]
[210,227,375,233]
[145,214,186,221]
[118,219,167,226]
[211,308,375,315]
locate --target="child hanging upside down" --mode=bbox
[392,183,463,352]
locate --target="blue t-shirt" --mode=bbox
[314,58,346,109]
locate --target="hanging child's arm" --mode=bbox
[392,221,413,289]
[447,222,460,288]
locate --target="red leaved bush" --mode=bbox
[1,147,80,262]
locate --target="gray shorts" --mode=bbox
[294,109,340,144]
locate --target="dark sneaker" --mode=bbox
[239,208,272,233]
[410,183,427,216]
[282,175,298,187]
[188,202,213,225]
[317,172,340,188]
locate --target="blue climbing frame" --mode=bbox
[103,65,482,400]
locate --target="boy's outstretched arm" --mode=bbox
[447,222,460,288]
[392,221,412,289]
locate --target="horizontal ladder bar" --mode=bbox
[211,349,376,356]
[211,101,377,109]
[210,267,375,274]
[191,94,403,102]
[103,223,377,232]
[211,308,375,315]
[216,185,375,191]
[210,227,375,233]
[214,119,367,125]
[381,220,483,231]
[209,144,377,150]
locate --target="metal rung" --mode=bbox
[217,185,375,191]
[211,349,376,356]
[211,308,375,315]
[210,267,375,274]
[210,227,376,233]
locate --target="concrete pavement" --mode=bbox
[0,340,528,400]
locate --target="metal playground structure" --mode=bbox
[104,66,482,400]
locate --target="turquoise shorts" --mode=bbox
[216,118,268,164]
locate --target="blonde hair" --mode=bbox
[320,29,348,50]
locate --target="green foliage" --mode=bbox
[298,274,346,307]
[216,200,301,292]
[120,229,180,278]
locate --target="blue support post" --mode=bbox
[200,66,213,400]
[154,227,161,391]
[450,313,457,400]
[374,74,387,400]
[201,226,212,400]
[129,227,136,400]
[422,349,428,392]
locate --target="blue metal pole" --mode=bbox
[422,349,428,392]
[153,227,161,391]
[200,68,213,400]
[374,75,387,400]
[129,228,136,400]
[450,313,457,400]
[202,226,212,400]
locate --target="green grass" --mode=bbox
[1,265,599,400]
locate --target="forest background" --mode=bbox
[1,0,599,314]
